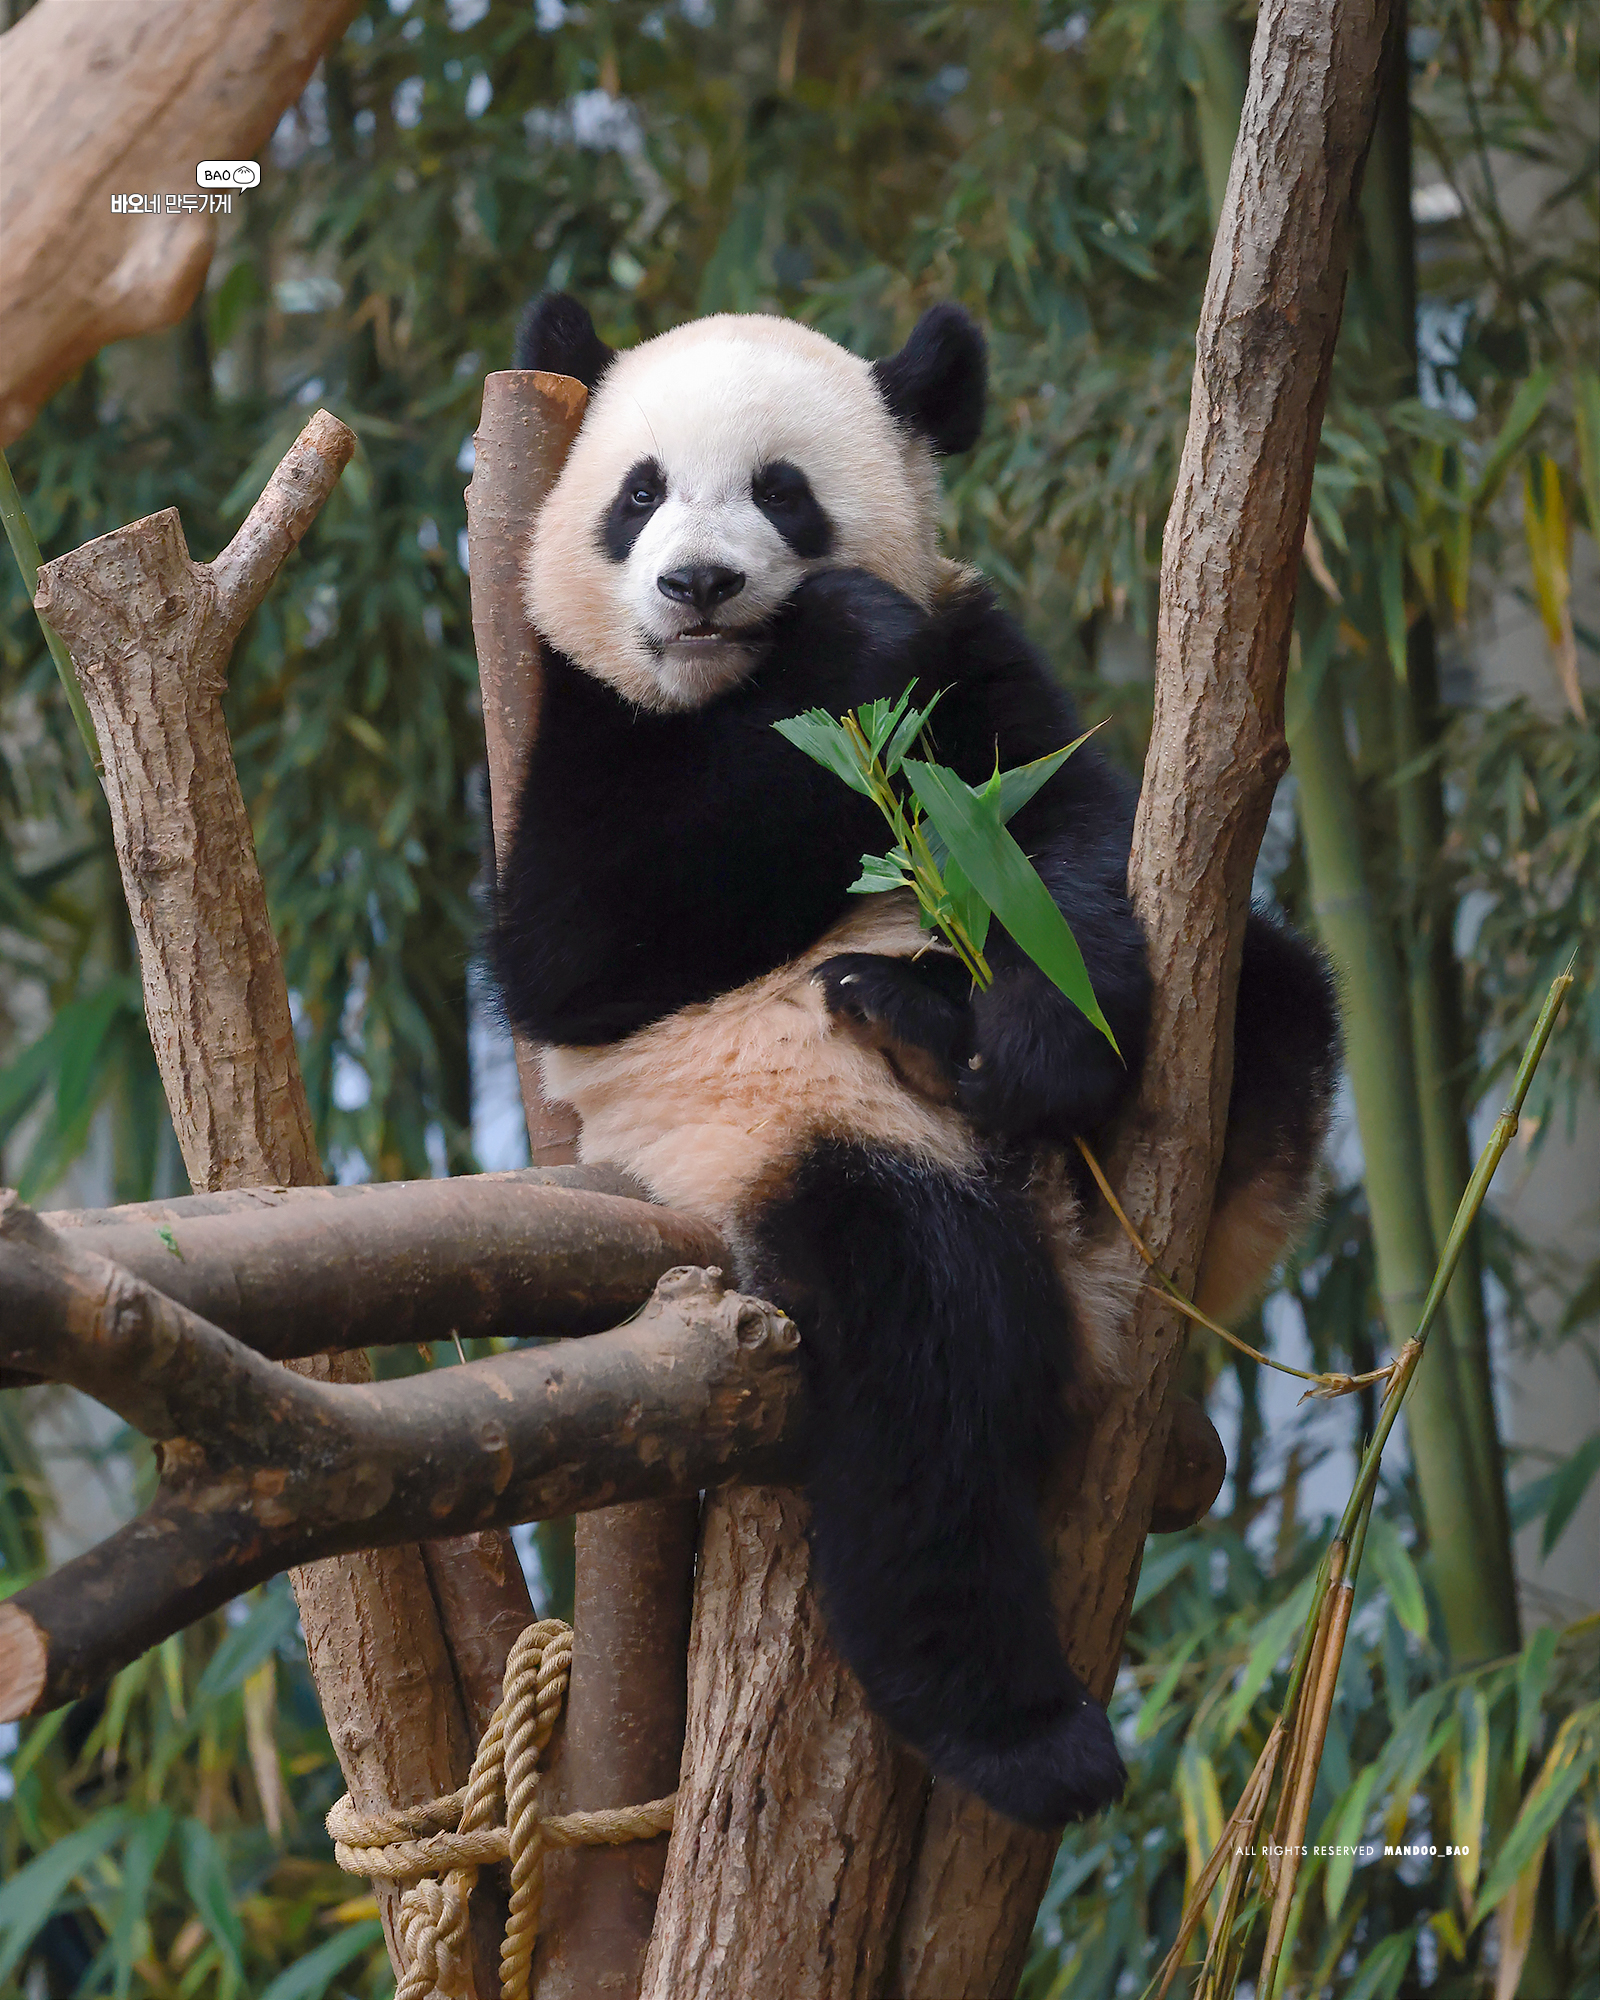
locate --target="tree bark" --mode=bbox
[880,0,1394,1987]
[643,1489,928,2000]
[467,367,587,1166]
[32,412,509,1991]
[0,0,362,444]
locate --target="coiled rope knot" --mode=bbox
[325,1618,676,2000]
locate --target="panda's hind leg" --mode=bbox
[745,1137,1127,1828]
[1195,910,1340,1323]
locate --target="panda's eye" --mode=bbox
[629,482,659,508]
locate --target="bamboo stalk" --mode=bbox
[0,445,101,773]
[1288,654,1501,1660]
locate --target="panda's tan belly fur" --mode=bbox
[539,893,977,1234]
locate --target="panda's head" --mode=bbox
[516,294,986,711]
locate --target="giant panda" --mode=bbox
[490,293,1339,1829]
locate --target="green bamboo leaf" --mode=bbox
[847,851,913,896]
[195,1584,300,1702]
[1576,370,1600,544]
[1129,1536,1204,1612]
[882,686,942,776]
[905,758,1118,1051]
[1341,1929,1416,2000]
[1366,1514,1429,1640]
[772,710,874,797]
[1513,1625,1558,1774]
[941,852,991,956]
[993,730,1095,825]
[1133,1628,1204,1744]
[1323,1765,1379,1922]
[1493,1834,1549,2000]
[258,1920,386,2000]
[1539,1431,1600,1557]
[0,1808,133,1986]
[857,687,912,760]
[1452,1685,1491,1914]
[179,1817,246,1995]
[1474,1731,1599,1920]
[112,1808,174,2000]
[1214,1571,1318,1744]
[1471,368,1553,512]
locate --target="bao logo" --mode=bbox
[197,160,261,188]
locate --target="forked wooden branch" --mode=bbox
[33,409,518,1993]
[0,1168,1222,1726]
[0,1211,801,1723]
[884,0,1394,1988]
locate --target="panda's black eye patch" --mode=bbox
[600,458,666,561]
[752,461,833,560]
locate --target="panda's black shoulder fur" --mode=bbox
[493,566,1151,1132]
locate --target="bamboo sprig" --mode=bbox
[1074,1136,1396,1400]
[1149,960,1573,2000]
[835,709,995,986]
[0,445,103,776]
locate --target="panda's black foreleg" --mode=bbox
[745,1139,1127,1829]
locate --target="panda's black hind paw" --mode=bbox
[815,952,973,1100]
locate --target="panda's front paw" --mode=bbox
[956,991,1129,1139]
[816,952,973,1102]
[781,568,928,663]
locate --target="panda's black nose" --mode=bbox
[658,564,746,614]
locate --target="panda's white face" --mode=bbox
[525,314,944,711]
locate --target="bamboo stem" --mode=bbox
[1289,651,1503,1660]
[0,444,101,773]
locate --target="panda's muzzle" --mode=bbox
[657,564,746,624]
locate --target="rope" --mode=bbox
[326,1619,676,2000]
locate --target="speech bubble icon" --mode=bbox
[197,160,262,189]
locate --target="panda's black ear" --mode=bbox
[871,304,986,457]
[513,292,616,391]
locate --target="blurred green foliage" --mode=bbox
[2,0,1597,1992]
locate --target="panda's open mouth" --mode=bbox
[668,622,741,647]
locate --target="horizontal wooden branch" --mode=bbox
[0,1198,803,1718]
[1,1161,1226,1718]
[32,1168,723,1360]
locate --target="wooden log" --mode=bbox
[32,412,505,1991]
[36,1174,724,1357]
[469,366,706,1995]
[46,1160,642,1227]
[884,0,1394,1987]
[467,366,587,1166]
[0,1219,802,1718]
[0,0,361,445]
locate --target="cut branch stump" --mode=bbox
[467,368,705,1998]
